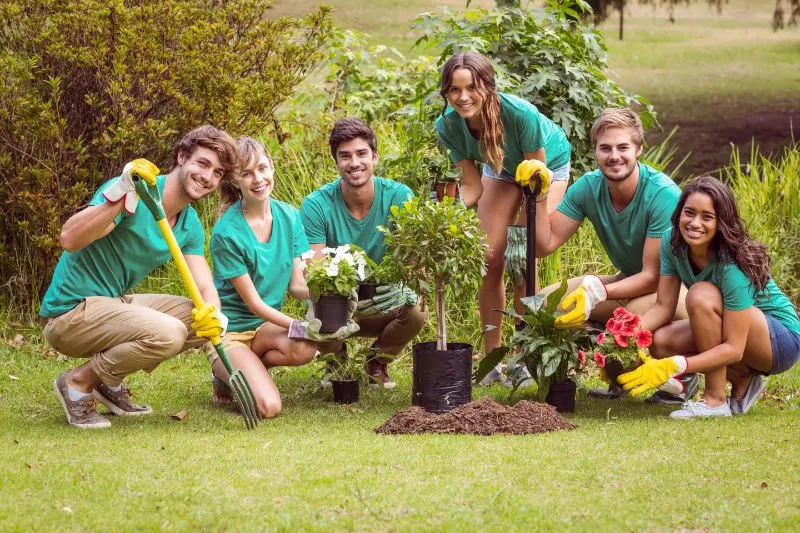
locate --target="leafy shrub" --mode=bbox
[0,0,331,307]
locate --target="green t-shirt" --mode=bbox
[39,175,205,317]
[211,199,311,333]
[300,177,413,264]
[557,163,680,276]
[660,228,800,334]
[435,92,571,173]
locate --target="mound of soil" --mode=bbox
[376,397,574,436]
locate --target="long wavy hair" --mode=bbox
[439,51,504,174]
[217,136,272,219]
[670,175,770,294]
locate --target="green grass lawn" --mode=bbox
[3,337,799,530]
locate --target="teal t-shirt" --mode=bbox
[660,228,800,334]
[39,175,205,317]
[557,163,680,276]
[300,177,413,264]
[435,92,571,173]
[211,199,311,333]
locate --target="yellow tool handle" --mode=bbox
[156,218,222,346]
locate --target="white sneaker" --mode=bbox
[669,400,732,419]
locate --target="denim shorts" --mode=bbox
[483,161,571,184]
[764,314,800,375]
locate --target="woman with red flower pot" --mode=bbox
[619,176,800,419]
[533,108,697,402]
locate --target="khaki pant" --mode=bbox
[317,303,427,360]
[539,274,689,323]
[43,294,206,386]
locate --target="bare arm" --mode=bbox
[60,201,124,252]
[685,308,751,373]
[606,237,661,301]
[640,274,682,333]
[185,254,220,310]
[228,273,293,329]
[456,160,483,207]
[535,208,581,258]
[287,258,310,300]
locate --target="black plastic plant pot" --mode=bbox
[545,379,577,413]
[411,341,473,413]
[331,379,359,404]
[357,282,378,301]
[314,294,349,333]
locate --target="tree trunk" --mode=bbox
[618,0,624,40]
[435,279,446,351]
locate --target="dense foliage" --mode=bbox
[0,0,331,305]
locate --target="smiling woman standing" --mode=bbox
[434,51,572,380]
[619,176,800,418]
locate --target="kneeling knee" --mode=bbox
[258,398,282,419]
[292,340,317,365]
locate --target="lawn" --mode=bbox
[2,338,799,530]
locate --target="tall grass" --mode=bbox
[726,143,800,305]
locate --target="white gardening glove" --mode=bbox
[554,275,607,329]
[102,158,159,214]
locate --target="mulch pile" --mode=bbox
[375,397,574,436]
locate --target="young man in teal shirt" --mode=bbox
[300,118,427,388]
[40,126,238,428]
[532,108,697,403]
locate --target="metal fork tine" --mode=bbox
[230,373,259,429]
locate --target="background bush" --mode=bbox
[0,0,331,307]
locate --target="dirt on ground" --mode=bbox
[647,106,800,178]
[376,397,574,436]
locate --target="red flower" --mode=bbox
[578,350,586,365]
[593,351,606,368]
[613,333,629,348]
[627,314,641,328]
[596,332,606,345]
[613,307,628,320]
[606,319,622,335]
[636,329,653,348]
[618,322,637,337]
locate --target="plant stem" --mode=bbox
[436,278,446,351]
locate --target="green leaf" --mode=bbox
[546,278,569,315]
[473,346,509,383]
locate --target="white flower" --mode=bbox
[325,263,339,277]
[301,250,316,261]
[357,263,366,281]
[321,247,334,255]
[341,253,355,266]
[335,245,351,255]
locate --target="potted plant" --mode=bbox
[319,343,372,404]
[474,280,592,413]
[380,195,488,413]
[428,143,462,202]
[302,245,367,332]
[589,307,652,386]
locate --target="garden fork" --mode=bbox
[133,176,259,429]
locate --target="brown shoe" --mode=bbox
[93,382,152,416]
[53,372,111,429]
[366,358,396,389]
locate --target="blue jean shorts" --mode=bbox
[764,314,800,375]
[483,161,571,184]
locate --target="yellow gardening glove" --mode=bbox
[554,275,607,329]
[515,159,551,201]
[617,355,688,397]
[129,158,159,185]
[191,303,228,342]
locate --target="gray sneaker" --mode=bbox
[475,365,504,386]
[504,364,533,388]
[735,375,767,414]
[669,399,732,419]
[53,372,111,429]
[93,382,152,416]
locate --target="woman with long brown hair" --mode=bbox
[619,175,800,418]
[435,51,572,383]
